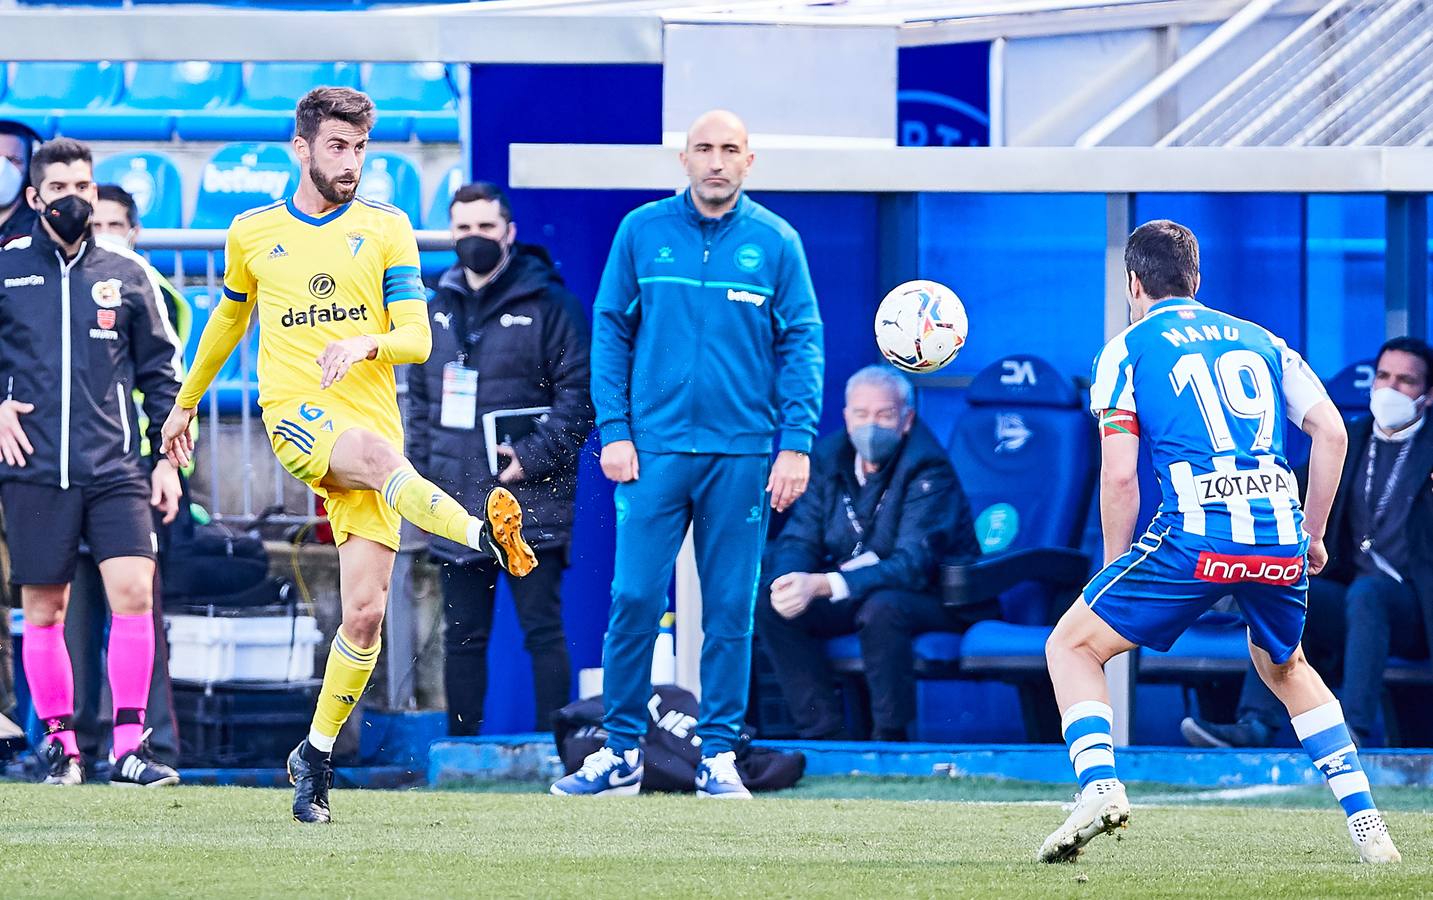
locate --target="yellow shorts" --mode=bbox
[264,398,403,551]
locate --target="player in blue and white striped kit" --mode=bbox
[1037,220,1401,864]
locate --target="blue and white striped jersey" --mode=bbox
[1089,298,1329,547]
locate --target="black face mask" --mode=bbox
[457,234,504,276]
[42,194,92,245]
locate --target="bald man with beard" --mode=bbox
[552,110,825,799]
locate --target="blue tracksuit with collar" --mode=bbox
[592,189,824,755]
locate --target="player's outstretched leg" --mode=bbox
[382,466,536,578]
[1255,645,1400,863]
[1038,601,1136,862]
[325,428,535,577]
[19,588,84,786]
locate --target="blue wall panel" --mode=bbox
[916,193,1108,382]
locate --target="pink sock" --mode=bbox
[107,613,155,758]
[21,622,79,758]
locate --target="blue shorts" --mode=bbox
[1082,527,1309,664]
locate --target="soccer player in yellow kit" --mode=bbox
[160,88,536,823]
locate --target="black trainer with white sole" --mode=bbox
[288,740,333,824]
[110,732,180,787]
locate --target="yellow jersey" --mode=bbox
[177,196,430,430]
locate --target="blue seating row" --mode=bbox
[0,62,459,143]
[821,354,1430,740]
[94,145,458,235]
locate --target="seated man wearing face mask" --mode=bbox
[1183,337,1433,748]
[407,181,593,736]
[755,365,988,741]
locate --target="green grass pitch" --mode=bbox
[2,779,1430,897]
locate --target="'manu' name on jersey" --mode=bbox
[1089,298,1329,547]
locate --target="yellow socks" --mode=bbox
[308,629,380,753]
[381,466,477,548]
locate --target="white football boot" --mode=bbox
[1037,779,1130,863]
[1348,810,1402,864]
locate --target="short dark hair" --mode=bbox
[1376,336,1433,393]
[294,87,375,145]
[97,184,139,227]
[29,137,92,189]
[449,181,512,222]
[1125,219,1200,301]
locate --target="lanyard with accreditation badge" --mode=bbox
[440,332,481,431]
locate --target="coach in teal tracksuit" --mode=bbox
[557,110,823,798]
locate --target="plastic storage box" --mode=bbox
[172,679,320,767]
[166,613,322,683]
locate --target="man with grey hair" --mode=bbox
[755,365,988,741]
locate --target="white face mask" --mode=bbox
[0,159,21,207]
[1369,386,1425,433]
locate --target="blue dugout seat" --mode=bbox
[363,63,459,142]
[358,152,422,226]
[64,62,241,141]
[0,62,124,139]
[949,355,1098,664]
[1326,358,1376,415]
[184,286,261,417]
[177,63,359,142]
[94,150,184,274]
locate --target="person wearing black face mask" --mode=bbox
[406,182,594,737]
[755,366,991,741]
[0,137,184,786]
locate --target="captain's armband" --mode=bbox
[1098,408,1140,439]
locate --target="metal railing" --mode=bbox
[1160,0,1433,146]
[136,227,454,525]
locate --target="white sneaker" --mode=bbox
[1037,779,1129,862]
[695,751,752,799]
[1348,810,1401,864]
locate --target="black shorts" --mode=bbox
[1,479,157,585]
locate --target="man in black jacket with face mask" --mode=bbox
[1183,337,1433,748]
[756,365,988,741]
[0,138,183,786]
[407,182,593,736]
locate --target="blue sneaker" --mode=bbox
[695,751,751,800]
[550,747,643,796]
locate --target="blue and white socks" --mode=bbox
[1063,700,1118,790]
[1292,699,1376,819]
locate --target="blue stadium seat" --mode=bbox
[192,143,297,230]
[362,63,458,142]
[826,632,964,679]
[1326,358,1376,416]
[63,62,241,141]
[0,62,124,140]
[933,356,1098,737]
[1140,621,1251,680]
[420,164,465,273]
[424,164,464,230]
[183,286,261,417]
[358,152,422,227]
[94,151,184,274]
[177,63,359,142]
[186,143,297,273]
